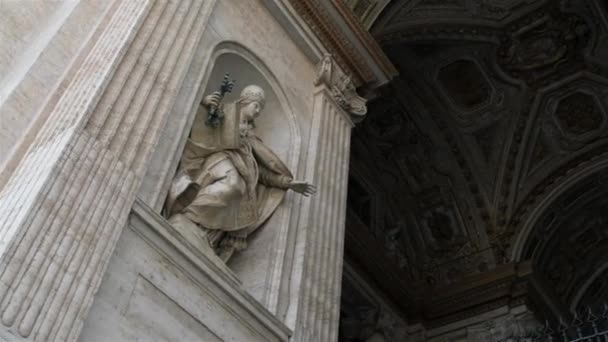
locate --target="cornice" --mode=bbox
[330,0,398,84]
[287,0,397,88]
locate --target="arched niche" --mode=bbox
[203,46,300,167]
[138,40,302,311]
[202,43,302,307]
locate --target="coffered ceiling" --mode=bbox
[344,0,608,325]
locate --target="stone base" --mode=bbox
[79,199,290,342]
[167,213,223,261]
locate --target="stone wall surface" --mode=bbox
[0,0,112,170]
[79,200,290,342]
[0,0,217,340]
[129,3,357,342]
[0,0,359,341]
[133,1,318,319]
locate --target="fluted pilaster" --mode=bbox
[292,84,354,342]
[0,1,216,340]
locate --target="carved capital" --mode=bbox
[315,53,367,122]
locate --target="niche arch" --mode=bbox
[203,41,302,171]
[138,39,305,313]
[200,42,303,308]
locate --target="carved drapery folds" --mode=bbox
[315,53,368,121]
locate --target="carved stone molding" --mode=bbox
[315,53,368,121]
[340,0,608,333]
[288,0,397,88]
[339,0,391,29]
[330,0,396,80]
[373,0,547,43]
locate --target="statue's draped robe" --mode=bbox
[166,103,292,252]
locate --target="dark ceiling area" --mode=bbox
[343,0,608,328]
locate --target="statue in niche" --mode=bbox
[165,84,316,261]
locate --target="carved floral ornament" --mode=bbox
[315,53,368,121]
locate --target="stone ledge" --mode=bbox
[126,198,292,341]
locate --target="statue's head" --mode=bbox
[237,85,265,122]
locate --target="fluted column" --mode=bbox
[0,1,216,341]
[291,54,363,341]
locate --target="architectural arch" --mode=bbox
[510,164,608,318]
[201,42,304,310]
[204,41,302,172]
[510,159,608,262]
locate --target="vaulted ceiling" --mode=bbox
[343,0,608,326]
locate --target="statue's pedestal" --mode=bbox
[79,199,290,342]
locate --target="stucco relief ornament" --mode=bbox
[315,53,367,122]
[165,84,316,261]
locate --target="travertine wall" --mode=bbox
[0,1,112,170]
[0,0,356,341]
[79,200,290,342]
[0,1,218,340]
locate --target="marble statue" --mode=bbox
[165,85,315,261]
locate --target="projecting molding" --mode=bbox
[285,0,397,88]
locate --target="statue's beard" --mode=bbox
[239,120,254,137]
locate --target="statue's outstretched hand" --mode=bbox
[202,92,221,108]
[288,181,316,197]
